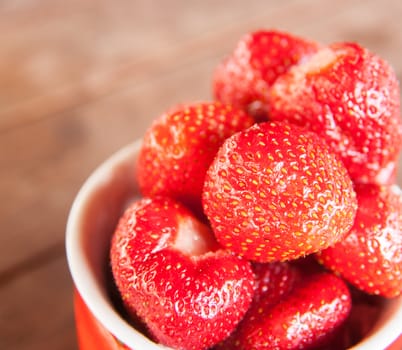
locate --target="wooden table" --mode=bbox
[1,1,401,349]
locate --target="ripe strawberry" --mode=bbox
[202,121,357,262]
[250,262,301,308]
[137,101,254,215]
[215,262,301,350]
[269,42,402,184]
[317,183,402,298]
[110,196,255,350]
[213,29,319,120]
[226,272,351,350]
[318,288,385,349]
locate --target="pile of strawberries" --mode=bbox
[109,30,402,350]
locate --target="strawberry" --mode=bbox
[250,262,301,308]
[137,101,254,215]
[213,29,320,120]
[269,42,402,184]
[225,272,351,350]
[317,183,402,298]
[202,121,357,262]
[215,262,301,350]
[318,288,386,349]
[110,196,255,350]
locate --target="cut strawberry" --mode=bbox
[317,183,402,298]
[213,30,319,120]
[269,42,402,184]
[226,272,351,350]
[137,101,254,215]
[202,121,357,262]
[110,196,255,350]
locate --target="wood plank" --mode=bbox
[0,256,76,350]
[0,0,297,131]
[0,0,381,132]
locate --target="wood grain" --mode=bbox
[0,256,76,350]
[1,0,401,349]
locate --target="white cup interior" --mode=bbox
[66,140,402,350]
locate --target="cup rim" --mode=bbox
[66,140,402,350]
[66,140,172,349]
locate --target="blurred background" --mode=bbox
[0,0,401,349]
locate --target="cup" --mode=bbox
[66,140,402,350]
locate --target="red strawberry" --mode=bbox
[110,196,255,350]
[269,42,402,184]
[227,272,351,350]
[137,101,254,215]
[215,262,301,350]
[202,121,357,262]
[250,262,301,308]
[213,30,320,120]
[317,183,402,298]
[318,288,385,349]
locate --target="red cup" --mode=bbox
[66,141,402,350]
